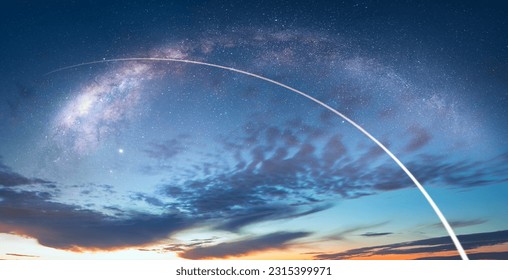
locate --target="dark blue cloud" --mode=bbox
[360,232,393,237]
[0,158,51,187]
[416,251,508,260]
[431,219,487,229]
[130,193,165,207]
[143,134,190,161]
[214,204,333,232]
[0,188,193,250]
[404,125,432,153]
[315,229,508,260]
[152,118,508,233]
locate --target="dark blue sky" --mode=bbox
[2,1,507,126]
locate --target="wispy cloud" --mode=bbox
[179,231,310,259]
[156,118,508,233]
[319,222,390,241]
[431,219,487,229]
[360,232,393,237]
[6,253,39,258]
[404,125,432,152]
[0,158,51,187]
[416,251,508,260]
[314,230,508,260]
[143,135,190,161]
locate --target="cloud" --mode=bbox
[214,206,290,232]
[130,193,165,207]
[143,135,190,161]
[3,112,506,253]
[6,253,39,258]
[415,251,508,260]
[314,229,508,260]
[1,157,324,252]
[406,152,508,188]
[0,188,193,251]
[321,222,389,241]
[151,117,508,234]
[404,125,432,152]
[0,169,49,187]
[179,231,310,259]
[0,158,51,187]
[214,204,333,232]
[360,232,393,237]
[150,120,337,231]
[431,219,487,229]
[321,134,347,167]
[143,237,221,253]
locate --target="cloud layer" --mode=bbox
[315,230,508,260]
[0,187,192,251]
[179,231,310,259]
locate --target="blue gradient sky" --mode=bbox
[1,0,507,259]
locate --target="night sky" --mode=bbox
[1,0,508,260]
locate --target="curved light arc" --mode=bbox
[47,57,469,260]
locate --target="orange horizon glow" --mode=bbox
[2,232,507,260]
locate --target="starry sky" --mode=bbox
[1,0,508,260]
